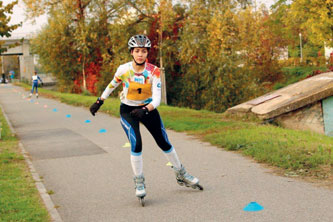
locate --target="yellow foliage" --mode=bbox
[289,0,333,46]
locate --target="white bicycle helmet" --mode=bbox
[128,35,151,50]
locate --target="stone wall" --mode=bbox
[19,56,35,81]
[275,101,324,134]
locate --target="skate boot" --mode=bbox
[36,93,38,98]
[173,165,203,190]
[134,174,146,206]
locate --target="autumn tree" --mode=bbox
[30,10,79,92]
[236,5,288,84]
[270,0,329,66]
[288,0,333,47]
[0,1,21,53]
[24,0,95,90]
[173,0,258,112]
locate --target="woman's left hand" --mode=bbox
[130,107,149,119]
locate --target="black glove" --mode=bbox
[130,107,149,119]
[90,97,104,116]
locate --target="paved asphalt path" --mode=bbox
[1,84,333,222]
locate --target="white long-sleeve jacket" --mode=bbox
[101,62,162,108]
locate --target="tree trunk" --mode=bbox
[76,0,87,91]
[159,0,167,104]
[82,55,87,91]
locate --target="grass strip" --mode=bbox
[0,106,50,222]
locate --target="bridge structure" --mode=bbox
[1,36,35,81]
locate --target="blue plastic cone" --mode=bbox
[243,202,264,212]
[85,120,91,123]
[66,114,71,118]
[52,108,58,112]
[99,129,107,133]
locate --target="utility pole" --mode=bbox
[159,0,167,105]
[299,33,303,63]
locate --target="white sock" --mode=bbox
[164,147,181,169]
[131,154,143,176]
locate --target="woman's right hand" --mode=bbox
[90,98,104,116]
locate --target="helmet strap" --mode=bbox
[132,55,146,66]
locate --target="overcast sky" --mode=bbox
[3,0,47,37]
[4,0,277,37]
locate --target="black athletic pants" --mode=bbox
[120,103,172,155]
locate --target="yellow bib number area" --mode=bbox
[127,82,152,101]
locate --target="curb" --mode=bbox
[0,103,63,222]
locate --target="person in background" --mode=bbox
[1,73,6,84]
[9,71,15,82]
[30,71,43,98]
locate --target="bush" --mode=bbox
[81,90,92,96]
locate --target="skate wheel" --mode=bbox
[191,184,203,190]
[196,184,204,191]
[177,181,184,186]
[139,197,145,207]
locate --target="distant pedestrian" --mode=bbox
[1,73,6,84]
[30,71,43,98]
[9,71,15,82]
